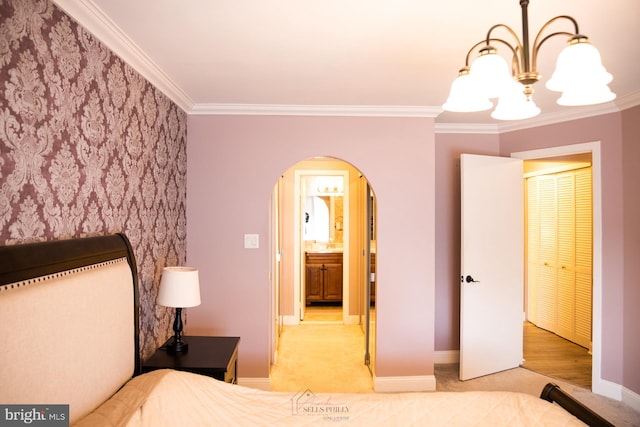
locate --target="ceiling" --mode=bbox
[53,0,640,128]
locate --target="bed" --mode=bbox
[0,234,614,426]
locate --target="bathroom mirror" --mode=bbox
[302,174,345,246]
[303,195,343,244]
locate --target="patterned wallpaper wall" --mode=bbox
[0,0,187,359]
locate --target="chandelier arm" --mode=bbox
[484,24,524,73]
[464,38,519,68]
[531,15,580,71]
[485,24,523,52]
[532,30,575,70]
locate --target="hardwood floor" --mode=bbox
[522,321,592,389]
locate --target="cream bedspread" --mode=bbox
[74,369,585,426]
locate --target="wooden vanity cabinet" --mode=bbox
[305,252,343,303]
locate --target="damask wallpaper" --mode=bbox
[0,0,188,360]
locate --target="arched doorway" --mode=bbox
[270,157,377,390]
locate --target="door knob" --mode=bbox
[464,275,479,283]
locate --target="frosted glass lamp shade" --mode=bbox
[442,71,493,112]
[158,267,201,308]
[546,39,615,106]
[556,84,616,106]
[491,80,541,121]
[470,48,512,99]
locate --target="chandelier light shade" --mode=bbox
[470,47,513,99]
[442,68,493,112]
[158,266,201,353]
[546,39,615,105]
[492,79,541,120]
[442,0,615,120]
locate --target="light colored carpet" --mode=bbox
[270,324,373,393]
[301,306,343,323]
[436,364,639,427]
[270,323,639,426]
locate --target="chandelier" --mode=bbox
[442,0,615,120]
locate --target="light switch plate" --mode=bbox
[244,234,259,249]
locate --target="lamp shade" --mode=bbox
[470,48,512,99]
[491,80,541,120]
[556,84,616,106]
[158,266,201,308]
[442,70,493,112]
[546,38,613,92]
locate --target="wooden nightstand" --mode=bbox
[141,336,239,383]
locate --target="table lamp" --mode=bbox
[157,266,201,353]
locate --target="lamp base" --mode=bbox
[166,307,188,353]
[165,339,188,354]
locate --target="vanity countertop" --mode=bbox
[305,248,343,254]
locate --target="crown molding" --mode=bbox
[52,0,193,112]
[436,91,640,134]
[190,103,441,118]
[496,100,622,134]
[434,123,500,134]
[614,90,640,111]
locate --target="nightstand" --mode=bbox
[141,336,240,383]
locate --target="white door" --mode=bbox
[460,154,524,381]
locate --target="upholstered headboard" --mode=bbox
[0,234,139,424]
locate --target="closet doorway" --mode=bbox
[513,143,599,391]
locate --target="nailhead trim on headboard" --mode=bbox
[0,257,128,292]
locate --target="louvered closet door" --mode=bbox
[526,168,592,349]
[556,174,576,342]
[574,169,592,349]
[536,176,557,332]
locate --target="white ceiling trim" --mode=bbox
[190,103,442,118]
[52,0,194,112]
[437,91,640,134]
[434,123,500,135]
[496,92,640,134]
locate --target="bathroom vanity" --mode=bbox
[305,251,343,304]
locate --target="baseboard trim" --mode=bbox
[374,375,436,392]
[283,314,360,325]
[435,350,459,364]
[345,315,359,325]
[282,315,298,325]
[237,377,271,391]
[592,377,623,401]
[622,386,640,412]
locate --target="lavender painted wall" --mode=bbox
[621,105,640,395]
[186,115,436,378]
[433,133,500,351]
[498,112,631,392]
